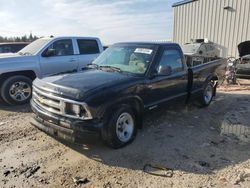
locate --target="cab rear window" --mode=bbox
[77,39,100,55]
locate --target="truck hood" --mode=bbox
[0,53,35,64]
[238,41,250,57]
[33,69,139,101]
[0,53,20,58]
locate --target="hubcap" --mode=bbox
[116,112,134,142]
[204,84,213,104]
[9,81,31,102]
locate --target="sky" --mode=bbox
[0,0,178,44]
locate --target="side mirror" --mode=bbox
[42,49,56,57]
[158,65,172,76]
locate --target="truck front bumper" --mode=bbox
[31,100,103,142]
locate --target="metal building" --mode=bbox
[172,0,250,57]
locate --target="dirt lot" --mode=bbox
[0,79,250,188]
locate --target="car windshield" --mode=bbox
[18,38,51,55]
[181,43,201,54]
[93,44,156,74]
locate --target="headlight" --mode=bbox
[65,102,92,120]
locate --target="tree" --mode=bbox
[28,33,33,41]
[0,34,40,42]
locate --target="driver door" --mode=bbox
[39,39,79,77]
[145,47,188,108]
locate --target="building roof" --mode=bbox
[172,0,198,7]
[114,42,180,47]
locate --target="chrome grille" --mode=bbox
[32,86,92,120]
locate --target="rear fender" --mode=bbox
[204,74,218,96]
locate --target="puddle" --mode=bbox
[221,108,250,142]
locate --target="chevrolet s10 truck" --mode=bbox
[0,36,103,105]
[31,42,226,148]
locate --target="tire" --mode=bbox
[0,94,4,103]
[0,75,32,105]
[101,105,137,149]
[232,76,237,84]
[199,82,214,107]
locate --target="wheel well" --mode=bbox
[0,70,36,86]
[205,74,219,84]
[103,98,144,129]
[211,75,219,81]
[205,74,219,96]
[131,99,144,129]
[122,98,144,129]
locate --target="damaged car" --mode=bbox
[236,41,250,78]
[30,42,226,148]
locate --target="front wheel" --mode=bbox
[101,105,137,149]
[1,76,32,105]
[199,82,214,107]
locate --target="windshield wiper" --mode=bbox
[88,63,100,68]
[99,65,122,72]
[82,63,100,70]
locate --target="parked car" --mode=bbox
[0,42,29,54]
[236,41,250,78]
[0,36,103,105]
[30,42,226,148]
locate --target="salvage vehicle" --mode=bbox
[182,39,220,67]
[236,41,250,78]
[0,42,29,53]
[31,42,226,148]
[0,36,103,105]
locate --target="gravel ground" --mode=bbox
[0,80,250,188]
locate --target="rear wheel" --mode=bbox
[101,105,137,149]
[232,76,237,84]
[199,82,214,107]
[1,76,32,105]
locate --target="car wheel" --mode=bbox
[1,76,32,105]
[0,94,4,104]
[232,77,237,84]
[101,105,137,149]
[199,82,214,107]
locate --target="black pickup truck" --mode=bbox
[31,42,226,148]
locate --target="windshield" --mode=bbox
[181,43,201,54]
[19,38,51,55]
[93,44,156,74]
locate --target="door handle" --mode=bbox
[148,85,153,89]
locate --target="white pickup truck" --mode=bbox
[0,36,103,105]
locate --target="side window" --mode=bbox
[157,49,183,74]
[47,39,73,56]
[13,44,25,52]
[77,39,100,55]
[205,44,213,51]
[199,45,205,54]
[2,46,11,53]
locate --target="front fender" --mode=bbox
[94,95,144,123]
[0,56,41,76]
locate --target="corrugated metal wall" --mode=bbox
[173,0,250,57]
